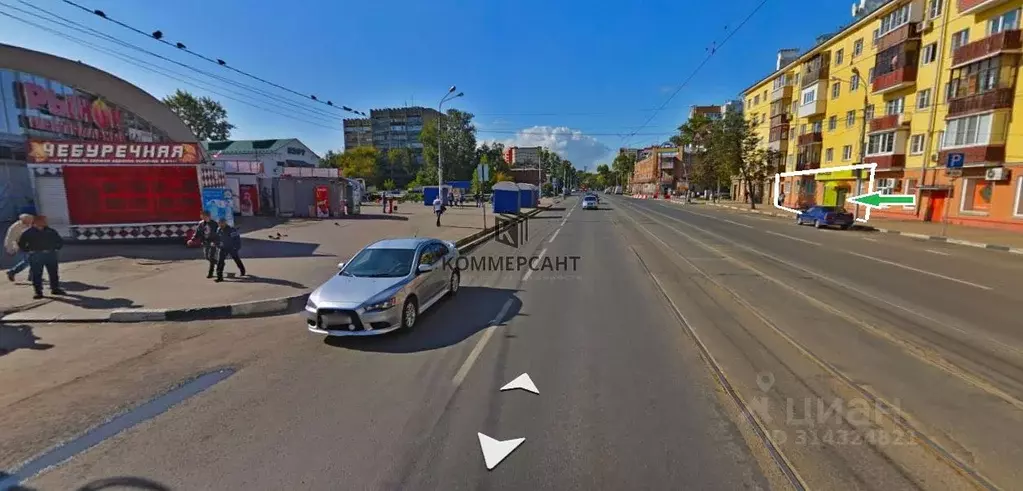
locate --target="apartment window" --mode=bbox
[961,178,993,212]
[866,132,896,155]
[943,113,993,148]
[921,43,937,64]
[928,0,943,19]
[831,82,841,99]
[868,67,875,81]
[1015,177,1023,216]
[937,130,945,149]
[877,178,900,195]
[790,128,796,139]
[879,4,911,37]
[885,97,905,115]
[812,121,823,133]
[872,29,880,46]
[828,116,838,130]
[754,95,760,105]
[850,73,860,91]
[802,89,816,105]
[959,57,1003,93]
[916,89,932,109]
[846,110,856,127]
[791,101,799,113]
[800,123,807,134]
[825,148,834,162]
[865,104,875,120]
[988,9,1021,36]
[905,178,919,196]
[944,81,955,102]
[835,49,844,65]
[950,29,970,52]
[853,39,864,57]
[910,134,925,154]
[842,145,853,160]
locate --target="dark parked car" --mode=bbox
[795,205,855,229]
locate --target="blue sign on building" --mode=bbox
[946,152,965,168]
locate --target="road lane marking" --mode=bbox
[723,219,754,229]
[926,249,951,256]
[844,251,990,290]
[548,227,561,244]
[452,298,514,387]
[765,230,822,246]
[861,237,878,242]
[521,247,547,282]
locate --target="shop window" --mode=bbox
[1015,177,1023,217]
[905,178,919,197]
[960,178,993,213]
[877,178,901,195]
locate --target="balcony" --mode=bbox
[868,114,911,133]
[872,66,918,93]
[951,30,1022,68]
[938,145,1006,165]
[801,54,830,88]
[958,0,1013,15]
[796,159,821,171]
[867,154,907,170]
[797,132,823,146]
[947,87,1015,117]
[770,84,793,102]
[876,23,921,52]
[770,113,790,127]
[659,158,676,170]
[769,125,790,142]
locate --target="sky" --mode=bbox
[0,0,856,171]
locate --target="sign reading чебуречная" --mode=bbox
[443,254,581,273]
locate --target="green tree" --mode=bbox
[384,148,415,187]
[319,150,342,168]
[705,110,778,209]
[418,109,478,184]
[673,114,721,191]
[611,152,637,186]
[162,89,235,141]
[381,178,396,190]
[330,146,379,181]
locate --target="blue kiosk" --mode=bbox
[517,183,538,208]
[423,185,452,206]
[492,181,521,214]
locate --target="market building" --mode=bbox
[202,138,324,216]
[0,43,225,240]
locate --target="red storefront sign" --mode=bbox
[17,81,126,141]
[315,185,330,218]
[62,166,202,225]
[26,140,201,165]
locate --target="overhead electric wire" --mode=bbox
[59,0,365,116]
[0,10,341,131]
[619,0,770,149]
[9,0,351,123]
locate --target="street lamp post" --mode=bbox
[437,86,464,200]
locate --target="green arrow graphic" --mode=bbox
[847,191,915,208]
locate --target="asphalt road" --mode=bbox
[5,195,1021,490]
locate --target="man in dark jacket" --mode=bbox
[214,219,246,282]
[195,212,220,279]
[17,215,66,299]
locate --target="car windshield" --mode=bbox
[341,248,416,278]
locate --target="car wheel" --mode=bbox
[814,219,823,229]
[401,297,418,330]
[448,270,460,296]
[795,216,802,225]
[840,224,852,230]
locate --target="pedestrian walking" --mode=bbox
[214,219,246,282]
[433,195,443,227]
[17,215,65,299]
[4,213,33,282]
[475,192,482,208]
[195,211,220,279]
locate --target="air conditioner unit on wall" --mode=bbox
[985,167,1010,181]
[916,21,934,33]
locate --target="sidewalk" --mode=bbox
[688,199,1023,253]
[1,201,550,323]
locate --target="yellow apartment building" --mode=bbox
[742,0,1023,232]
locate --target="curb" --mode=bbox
[670,200,1023,255]
[0,205,553,325]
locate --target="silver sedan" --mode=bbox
[305,237,461,336]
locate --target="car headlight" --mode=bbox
[364,296,397,312]
[306,298,317,310]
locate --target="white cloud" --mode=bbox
[484,126,611,171]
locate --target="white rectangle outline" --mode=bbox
[773,163,877,223]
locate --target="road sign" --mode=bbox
[477,163,490,181]
[946,152,965,169]
[946,168,963,178]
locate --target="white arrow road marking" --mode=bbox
[500,373,539,394]
[478,432,525,470]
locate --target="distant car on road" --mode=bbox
[796,205,855,229]
[582,195,598,210]
[306,237,460,336]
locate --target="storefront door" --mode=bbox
[34,176,70,237]
[924,191,947,222]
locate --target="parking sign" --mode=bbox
[946,152,965,168]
